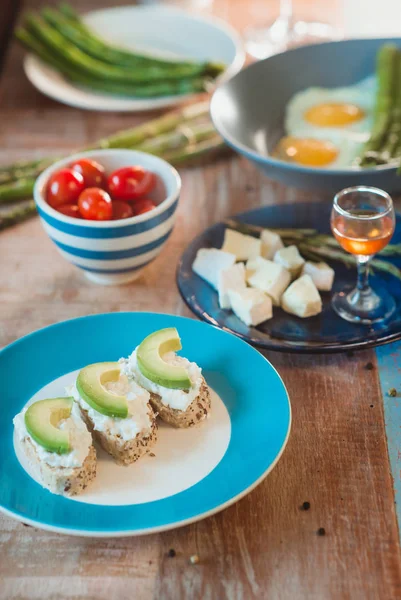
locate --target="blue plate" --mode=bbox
[211,37,401,193]
[177,203,401,353]
[0,313,290,537]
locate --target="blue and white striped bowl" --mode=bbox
[34,149,181,285]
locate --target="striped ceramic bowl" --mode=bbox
[34,149,181,285]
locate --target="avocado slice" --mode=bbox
[76,362,128,418]
[24,397,73,454]
[137,328,192,390]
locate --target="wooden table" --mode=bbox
[1,1,401,598]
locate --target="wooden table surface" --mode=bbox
[1,1,401,599]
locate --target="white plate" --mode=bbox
[23,5,245,112]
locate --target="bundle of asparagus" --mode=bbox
[15,3,225,99]
[359,44,401,167]
[0,101,227,231]
[225,219,401,281]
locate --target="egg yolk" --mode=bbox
[274,136,338,167]
[305,103,365,127]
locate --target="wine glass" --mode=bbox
[245,0,340,60]
[330,186,396,325]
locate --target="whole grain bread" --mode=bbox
[79,403,157,466]
[21,437,97,496]
[149,379,211,428]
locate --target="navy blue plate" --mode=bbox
[176,203,401,353]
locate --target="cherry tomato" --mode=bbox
[46,168,85,209]
[108,166,156,201]
[56,204,82,219]
[133,197,157,216]
[70,158,106,189]
[78,188,113,221]
[112,201,134,220]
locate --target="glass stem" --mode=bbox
[280,0,293,22]
[356,255,372,293]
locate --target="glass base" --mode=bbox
[245,18,340,59]
[332,286,396,325]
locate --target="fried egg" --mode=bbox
[273,135,365,169]
[274,76,376,169]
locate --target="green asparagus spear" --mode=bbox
[0,178,36,204]
[360,44,399,166]
[136,123,216,155]
[25,14,212,84]
[379,243,401,256]
[0,127,217,206]
[18,26,207,98]
[23,27,209,101]
[301,233,401,257]
[56,3,224,76]
[43,7,223,78]
[0,200,37,231]
[0,90,210,188]
[58,2,80,23]
[299,242,401,280]
[378,50,401,162]
[94,102,210,149]
[164,136,227,165]
[223,218,317,239]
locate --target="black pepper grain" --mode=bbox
[301,501,311,511]
[168,548,176,558]
[365,362,374,370]
[317,527,326,536]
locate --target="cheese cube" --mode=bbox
[260,229,284,260]
[192,248,236,289]
[274,245,305,278]
[228,288,273,326]
[217,263,247,309]
[281,274,322,318]
[302,261,335,292]
[247,258,291,305]
[221,229,261,261]
[245,256,268,281]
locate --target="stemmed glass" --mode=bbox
[245,0,339,60]
[330,186,396,325]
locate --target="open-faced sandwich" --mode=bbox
[120,328,211,428]
[13,397,96,496]
[68,362,157,466]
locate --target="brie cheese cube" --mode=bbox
[193,248,236,290]
[260,229,284,260]
[247,258,291,305]
[274,245,305,278]
[302,261,335,292]
[218,263,247,309]
[281,274,322,318]
[221,229,261,261]
[228,288,273,326]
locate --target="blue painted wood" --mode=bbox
[376,342,401,535]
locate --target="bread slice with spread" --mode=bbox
[68,362,157,466]
[13,397,96,496]
[120,328,211,429]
